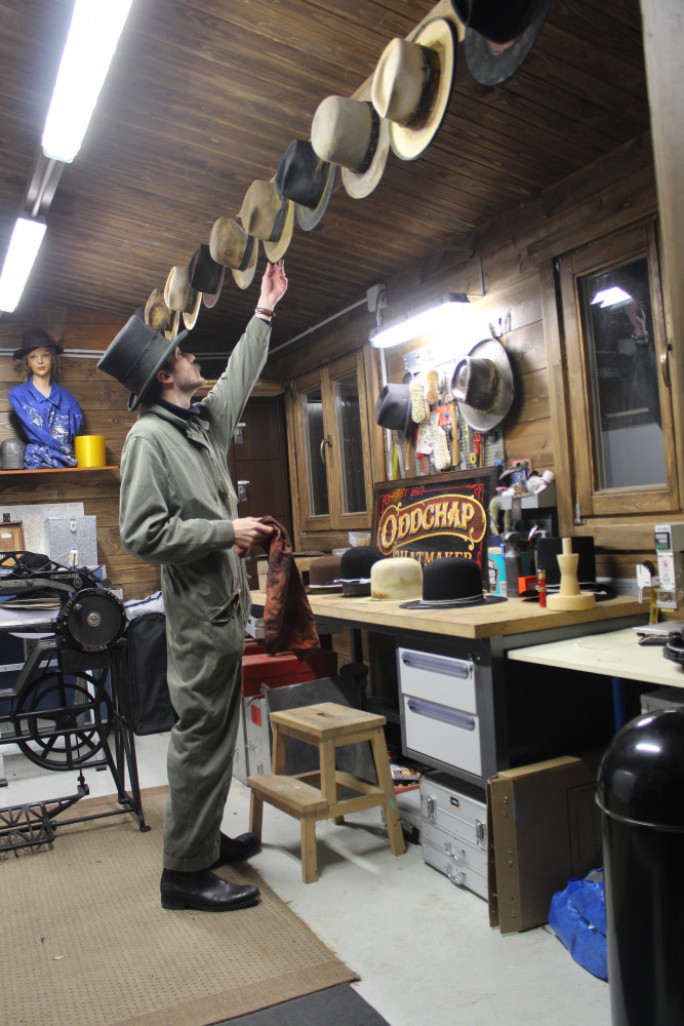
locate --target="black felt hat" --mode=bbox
[339,546,383,596]
[401,556,506,608]
[450,0,550,87]
[188,244,225,309]
[97,314,188,411]
[13,327,63,360]
[275,140,337,232]
[375,383,412,444]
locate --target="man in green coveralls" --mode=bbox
[100,260,288,911]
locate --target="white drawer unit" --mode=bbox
[398,647,482,777]
[420,772,488,900]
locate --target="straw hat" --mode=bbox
[275,139,336,232]
[311,96,390,200]
[238,179,294,262]
[450,337,514,431]
[209,217,259,290]
[450,0,550,86]
[163,266,202,331]
[371,18,456,161]
[143,288,181,341]
[187,244,225,309]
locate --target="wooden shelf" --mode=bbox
[0,465,120,483]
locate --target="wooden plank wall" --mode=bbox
[0,310,160,599]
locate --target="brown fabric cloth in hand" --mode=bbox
[259,515,320,656]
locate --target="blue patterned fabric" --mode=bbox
[7,379,83,468]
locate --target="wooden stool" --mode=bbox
[247,701,405,882]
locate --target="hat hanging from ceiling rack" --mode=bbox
[311,96,391,200]
[209,216,259,290]
[187,244,225,309]
[238,178,295,263]
[371,17,456,161]
[275,139,337,232]
[143,288,181,341]
[164,266,202,331]
[450,0,550,87]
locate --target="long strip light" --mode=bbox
[369,292,471,349]
[0,218,47,313]
[42,0,135,163]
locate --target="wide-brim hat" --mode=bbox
[209,217,259,290]
[188,244,225,309]
[311,96,390,201]
[13,326,63,359]
[339,546,384,597]
[239,179,295,263]
[97,314,188,412]
[451,337,514,431]
[164,266,202,331]
[375,383,412,444]
[275,139,337,232]
[143,287,181,341]
[452,0,550,87]
[371,18,456,161]
[370,556,423,601]
[401,556,506,609]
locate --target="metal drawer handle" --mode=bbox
[406,697,476,731]
[401,651,472,679]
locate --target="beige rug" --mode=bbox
[0,787,356,1026]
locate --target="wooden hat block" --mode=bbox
[546,537,596,611]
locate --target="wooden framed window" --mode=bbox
[554,218,677,536]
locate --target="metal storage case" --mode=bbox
[420,772,488,900]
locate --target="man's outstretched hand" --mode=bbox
[258,260,288,311]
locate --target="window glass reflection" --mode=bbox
[334,372,366,514]
[302,386,329,516]
[579,254,666,489]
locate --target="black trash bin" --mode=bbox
[597,708,684,1026]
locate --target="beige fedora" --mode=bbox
[238,179,294,263]
[144,287,181,341]
[163,266,202,331]
[209,216,259,290]
[311,96,390,200]
[371,18,455,161]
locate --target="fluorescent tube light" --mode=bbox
[591,286,632,309]
[0,218,47,313]
[369,292,471,349]
[42,0,134,163]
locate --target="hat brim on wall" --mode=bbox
[455,337,514,431]
[340,115,391,200]
[464,0,550,87]
[296,162,337,232]
[389,18,456,162]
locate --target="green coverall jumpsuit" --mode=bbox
[119,315,270,871]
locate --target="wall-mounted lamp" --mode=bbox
[42,0,135,163]
[369,291,471,349]
[0,218,47,313]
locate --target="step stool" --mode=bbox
[247,701,405,882]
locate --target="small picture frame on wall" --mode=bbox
[372,468,499,574]
[0,521,25,566]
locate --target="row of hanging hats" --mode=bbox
[137,0,550,342]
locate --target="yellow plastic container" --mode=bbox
[74,435,106,468]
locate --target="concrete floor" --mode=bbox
[1,733,610,1026]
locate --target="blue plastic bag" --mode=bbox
[548,868,607,980]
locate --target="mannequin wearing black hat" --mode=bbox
[7,327,83,468]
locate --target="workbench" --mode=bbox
[252,591,646,792]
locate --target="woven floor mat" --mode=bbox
[0,786,356,1026]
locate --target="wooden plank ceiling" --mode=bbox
[0,0,650,360]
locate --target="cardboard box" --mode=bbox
[487,752,602,934]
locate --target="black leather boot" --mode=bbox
[160,868,260,911]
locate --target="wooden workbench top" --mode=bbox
[251,590,645,641]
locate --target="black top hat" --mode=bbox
[375,383,412,444]
[401,556,506,609]
[339,546,383,596]
[97,314,188,411]
[275,140,337,233]
[188,244,225,309]
[13,327,63,360]
[451,0,550,87]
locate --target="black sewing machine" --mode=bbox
[0,552,148,853]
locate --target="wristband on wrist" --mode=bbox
[255,306,274,319]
